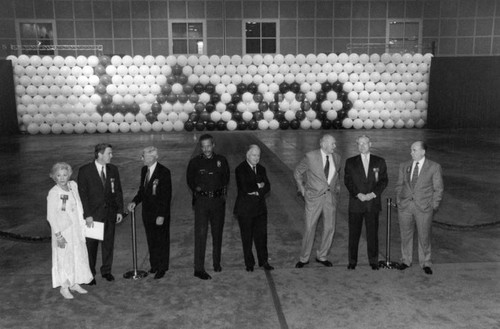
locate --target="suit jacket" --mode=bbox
[344,154,388,213]
[396,159,444,213]
[77,162,124,221]
[233,161,270,217]
[294,149,341,202]
[131,162,172,220]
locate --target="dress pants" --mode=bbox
[143,213,170,271]
[299,193,336,263]
[194,196,225,272]
[398,202,433,267]
[348,211,379,265]
[86,209,116,276]
[237,213,268,267]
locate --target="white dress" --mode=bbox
[46,180,93,288]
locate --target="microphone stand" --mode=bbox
[379,198,400,269]
[123,210,148,280]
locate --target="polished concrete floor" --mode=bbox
[0,129,499,329]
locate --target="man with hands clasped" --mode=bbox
[128,146,172,279]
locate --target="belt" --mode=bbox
[196,188,225,198]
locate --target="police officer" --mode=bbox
[187,134,230,280]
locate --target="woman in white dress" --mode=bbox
[47,162,93,299]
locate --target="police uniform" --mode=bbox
[187,152,230,272]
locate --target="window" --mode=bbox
[15,20,57,55]
[169,20,206,55]
[244,20,278,54]
[386,19,422,54]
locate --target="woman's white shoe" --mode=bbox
[70,284,88,294]
[60,287,74,299]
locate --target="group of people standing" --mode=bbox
[45,133,443,299]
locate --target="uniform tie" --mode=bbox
[100,167,106,187]
[411,162,419,187]
[144,167,151,187]
[324,155,330,180]
[252,166,257,175]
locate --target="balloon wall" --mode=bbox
[8,52,431,134]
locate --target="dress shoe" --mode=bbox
[102,273,115,282]
[295,261,309,268]
[246,266,254,272]
[149,268,158,274]
[261,263,274,271]
[347,264,356,270]
[214,265,222,272]
[423,266,433,275]
[194,271,212,280]
[154,270,166,279]
[87,278,96,286]
[370,264,379,270]
[70,284,88,294]
[398,263,410,271]
[315,258,333,267]
[60,287,74,299]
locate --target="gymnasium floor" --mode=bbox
[0,129,499,329]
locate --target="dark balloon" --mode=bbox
[206,120,216,131]
[130,103,140,114]
[311,100,320,111]
[166,94,177,104]
[322,119,332,129]
[332,81,343,92]
[247,83,258,94]
[189,112,199,122]
[316,110,326,121]
[321,82,332,92]
[279,120,290,130]
[183,84,193,94]
[253,111,264,121]
[279,82,290,94]
[269,101,279,111]
[295,110,306,121]
[226,102,236,112]
[177,93,188,103]
[274,93,284,103]
[253,92,263,103]
[295,92,305,102]
[151,103,162,115]
[231,93,241,103]
[247,119,258,130]
[193,83,204,94]
[316,91,326,102]
[161,84,172,95]
[195,121,205,131]
[338,91,347,102]
[177,74,188,85]
[332,118,343,129]
[156,94,167,104]
[99,75,112,86]
[301,100,311,111]
[146,112,157,124]
[205,102,215,113]
[172,64,183,76]
[108,104,118,114]
[290,82,301,93]
[232,112,242,121]
[237,83,247,94]
[166,75,177,84]
[101,94,112,105]
[274,111,285,121]
[98,56,111,66]
[216,121,227,130]
[194,102,205,113]
[184,120,194,131]
[96,104,106,115]
[343,100,353,111]
[205,83,215,94]
[210,93,220,104]
[188,93,199,103]
[258,101,268,111]
[96,84,107,94]
[118,104,128,114]
[199,110,211,122]
[237,121,248,130]
[94,65,106,76]
[290,119,300,129]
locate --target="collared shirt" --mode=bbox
[95,160,106,176]
[146,162,157,181]
[361,153,370,177]
[411,157,425,178]
[246,160,257,174]
[320,150,335,184]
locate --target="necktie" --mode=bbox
[253,166,257,175]
[411,162,419,187]
[324,155,330,181]
[362,154,369,177]
[144,168,150,187]
[100,167,106,187]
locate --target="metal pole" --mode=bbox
[379,198,400,269]
[123,210,148,279]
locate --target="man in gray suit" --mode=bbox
[294,134,341,268]
[396,141,444,275]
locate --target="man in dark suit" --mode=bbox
[234,145,274,272]
[344,135,388,270]
[128,146,172,279]
[294,134,341,268]
[396,141,443,275]
[77,143,124,284]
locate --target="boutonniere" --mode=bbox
[373,167,379,182]
[60,194,68,211]
[110,178,115,193]
[217,160,221,168]
[152,179,159,196]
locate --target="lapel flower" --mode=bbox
[373,167,379,182]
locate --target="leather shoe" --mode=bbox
[315,258,333,267]
[347,264,356,270]
[154,270,166,279]
[261,263,274,271]
[246,266,254,272]
[87,278,96,286]
[149,268,158,274]
[102,273,115,282]
[398,263,409,271]
[214,265,222,272]
[423,266,433,275]
[295,261,309,268]
[194,271,212,280]
[370,264,379,270]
